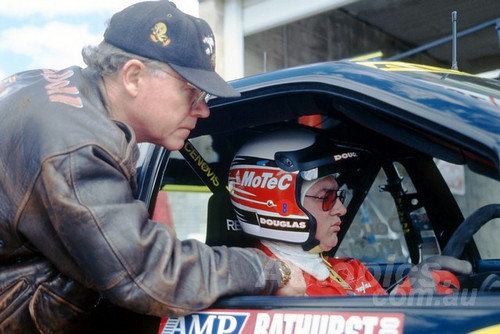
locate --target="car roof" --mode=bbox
[193,60,500,180]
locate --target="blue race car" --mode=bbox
[93,61,500,334]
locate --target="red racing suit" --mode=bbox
[257,242,460,296]
[257,243,386,296]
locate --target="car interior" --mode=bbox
[154,89,500,296]
[92,85,500,333]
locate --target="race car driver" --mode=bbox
[228,127,472,296]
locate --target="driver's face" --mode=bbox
[303,176,347,252]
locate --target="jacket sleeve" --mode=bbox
[19,144,281,317]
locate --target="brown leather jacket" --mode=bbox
[0,67,279,333]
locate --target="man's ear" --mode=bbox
[121,59,145,97]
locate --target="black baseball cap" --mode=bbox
[104,0,240,98]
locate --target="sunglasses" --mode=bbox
[160,69,210,109]
[305,189,346,211]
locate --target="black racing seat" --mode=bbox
[205,190,257,248]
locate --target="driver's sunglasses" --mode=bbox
[160,69,209,109]
[305,189,346,211]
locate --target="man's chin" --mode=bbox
[322,240,338,252]
[161,139,185,151]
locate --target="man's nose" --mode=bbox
[191,101,210,118]
[329,199,347,217]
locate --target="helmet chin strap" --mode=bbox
[306,245,323,254]
[301,237,322,253]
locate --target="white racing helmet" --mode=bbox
[228,127,368,251]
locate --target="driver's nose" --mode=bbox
[329,199,347,217]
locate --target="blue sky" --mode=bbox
[0,0,199,79]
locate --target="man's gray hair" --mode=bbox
[82,41,168,76]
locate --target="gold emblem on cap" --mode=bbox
[150,22,171,47]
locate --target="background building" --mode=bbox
[199,0,500,80]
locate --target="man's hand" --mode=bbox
[275,260,306,296]
[396,255,472,295]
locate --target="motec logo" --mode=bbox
[240,170,292,190]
